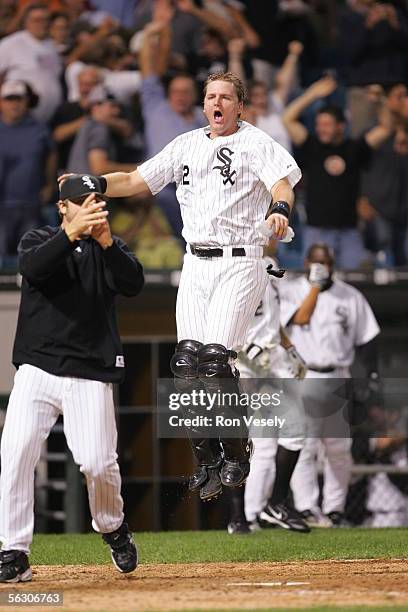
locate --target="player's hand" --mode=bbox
[92,216,113,249]
[64,194,108,242]
[265,212,288,240]
[286,346,307,379]
[241,343,270,373]
[308,262,330,289]
[58,173,76,187]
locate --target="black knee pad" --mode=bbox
[170,339,203,379]
[197,343,237,380]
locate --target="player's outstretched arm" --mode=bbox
[103,168,152,199]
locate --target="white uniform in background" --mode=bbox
[365,443,408,527]
[138,121,301,349]
[237,260,305,522]
[280,275,380,517]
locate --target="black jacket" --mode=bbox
[13,226,144,383]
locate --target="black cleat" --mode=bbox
[189,465,208,491]
[0,550,32,583]
[326,511,350,527]
[102,522,138,573]
[220,459,250,488]
[227,521,251,535]
[260,502,311,533]
[199,466,222,501]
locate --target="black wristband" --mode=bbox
[97,176,107,194]
[268,200,290,220]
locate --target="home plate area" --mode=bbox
[3,558,408,610]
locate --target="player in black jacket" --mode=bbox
[0,175,144,583]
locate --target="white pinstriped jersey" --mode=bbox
[280,277,380,367]
[138,121,301,246]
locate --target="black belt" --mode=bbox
[190,246,246,258]
[308,365,336,373]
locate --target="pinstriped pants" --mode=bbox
[0,365,124,554]
[176,253,268,350]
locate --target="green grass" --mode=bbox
[28,528,408,565]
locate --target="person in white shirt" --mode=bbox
[0,4,62,122]
[280,242,380,527]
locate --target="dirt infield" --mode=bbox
[2,559,408,611]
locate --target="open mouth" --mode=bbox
[213,110,223,124]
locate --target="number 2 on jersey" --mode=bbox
[182,165,190,185]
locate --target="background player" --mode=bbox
[61,71,301,500]
[280,243,380,527]
[0,175,144,582]
[227,250,309,534]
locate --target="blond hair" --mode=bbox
[204,72,246,104]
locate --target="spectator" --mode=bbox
[133,0,203,59]
[243,40,304,150]
[0,80,56,258]
[282,76,395,268]
[225,0,319,87]
[190,32,252,92]
[337,0,408,137]
[139,18,206,238]
[52,67,133,172]
[49,10,71,58]
[64,20,142,106]
[358,122,408,266]
[66,86,135,175]
[0,3,62,122]
[0,0,17,39]
[89,0,139,29]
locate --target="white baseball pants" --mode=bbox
[291,369,352,515]
[239,353,305,522]
[0,365,124,554]
[176,250,268,350]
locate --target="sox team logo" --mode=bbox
[82,175,96,190]
[213,147,237,185]
[335,306,349,335]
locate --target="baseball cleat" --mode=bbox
[199,466,222,501]
[227,521,251,535]
[248,517,262,532]
[260,502,310,533]
[300,508,333,528]
[326,511,350,527]
[0,550,32,583]
[188,465,209,491]
[102,522,138,573]
[220,459,250,488]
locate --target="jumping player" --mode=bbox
[0,176,144,582]
[61,71,301,500]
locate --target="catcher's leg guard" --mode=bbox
[171,340,222,498]
[198,343,251,488]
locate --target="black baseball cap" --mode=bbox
[59,175,107,202]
